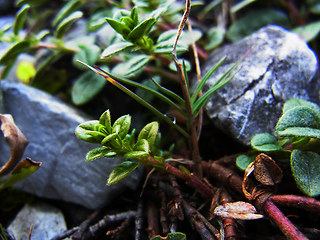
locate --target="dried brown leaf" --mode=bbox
[0,114,28,176]
[254,153,282,186]
[214,201,264,220]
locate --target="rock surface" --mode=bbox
[7,201,68,240]
[202,25,320,146]
[0,81,141,209]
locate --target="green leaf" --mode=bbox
[236,155,254,171]
[101,133,118,146]
[205,26,225,50]
[16,0,48,7]
[71,70,106,105]
[55,11,83,39]
[191,56,226,104]
[291,150,320,197]
[73,45,101,70]
[112,114,131,139]
[127,17,156,42]
[105,17,131,37]
[282,99,320,118]
[151,232,186,240]
[86,146,111,161]
[0,40,31,65]
[137,121,159,150]
[13,4,30,35]
[0,158,41,190]
[134,138,150,153]
[226,9,290,42]
[130,6,139,26]
[75,120,105,143]
[230,0,257,13]
[52,0,81,27]
[123,151,148,159]
[293,20,320,42]
[107,161,140,185]
[276,106,320,138]
[192,60,238,117]
[99,110,112,133]
[251,133,282,152]
[100,42,135,58]
[111,55,150,78]
[16,61,36,84]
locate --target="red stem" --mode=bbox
[270,195,320,213]
[263,199,308,240]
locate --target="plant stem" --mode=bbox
[263,199,308,240]
[270,195,320,213]
[143,157,213,198]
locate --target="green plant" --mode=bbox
[237,98,320,197]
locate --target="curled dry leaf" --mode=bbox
[214,201,264,220]
[0,114,28,177]
[254,153,282,186]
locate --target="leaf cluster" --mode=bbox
[236,99,320,197]
[75,110,170,184]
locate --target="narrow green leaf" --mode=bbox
[100,42,135,58]
[52,0,81,27]
[0,158,41,190]
[55,11,83,39]
[111,55,150,78]
[104,70,185,114]
[105,17,131,37]
[16,0,48,7]
[251,133,282,152]
[71,70,106,105]
[127,17,156,42]
[230,0,256,13]
[137,121,159,150]
[112,114,131,139]
[86,146,111,161]
[73,45,101,70]
[99,110,112,133]
[130,6,139,26]
[192,61,238,117]
[107,161,140,185]
[291,150,320,197]
[77,61,189,138]
[191,57,226,104]
[0,40,31,65]
[13,4,30,35]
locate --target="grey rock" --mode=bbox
[0,81,141,209]
[7,201,69,240]
[202,25,319,146]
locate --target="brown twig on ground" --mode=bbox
[147,200,159,239]
[182,200,220,240]
[220,189,238,240]
[159,191,169,235]
[84,211,137,240]
[135,200,144,240]
[106,217,131,238]
[71,209,101,240]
